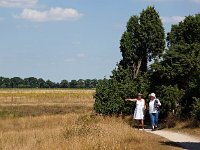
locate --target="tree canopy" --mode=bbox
[151,14,200,118]
[120,6,165,78]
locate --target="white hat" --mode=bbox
[150,93,156,97]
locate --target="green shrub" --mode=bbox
[155,85,185,118]
[94,66,150,115]
[192,98,200,122]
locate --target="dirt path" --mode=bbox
[145,129,200,150]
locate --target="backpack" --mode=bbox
[154,99,160,111]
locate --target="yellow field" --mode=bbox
[0,89,181,150]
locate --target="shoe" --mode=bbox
[155,125,159,130]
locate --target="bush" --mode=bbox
[94,66,150,115]
[94,78,135,115]
[192,98,200,122]
[154,85,185,118]
[164,113,177,128]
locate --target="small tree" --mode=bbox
[69,80,78,88]
[60,80,69,88]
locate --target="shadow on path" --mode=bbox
[161,141,200,150]
[128,120,200,149]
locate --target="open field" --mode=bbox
[0,89,181,150]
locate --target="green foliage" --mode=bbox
[94,66,150,115]
[151,44,200,89]
[94,78,126,115]
[120,6,165,77]
[0,76,98,89]
[192,98,200,122]
[154,85,185,118]
[120,16,141,68]
[60,80,69,88]
[167,14,200,46]
[140,6,165,61]
[94,67,134,115]
[151,13,200,119]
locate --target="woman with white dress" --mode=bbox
[126,93,146,130]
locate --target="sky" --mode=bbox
[0,0,200,82]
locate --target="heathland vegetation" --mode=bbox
[94,6,200,125]
[0,89,181,150]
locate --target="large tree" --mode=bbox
[94,6,164,115]
[120,6,165,79]
[151,13,200,118]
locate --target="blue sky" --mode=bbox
[0,0,199,82]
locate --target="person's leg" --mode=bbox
[154,112,159,128]
[141,119,144,129]
[137,120,140,130]
[149,113,155,129]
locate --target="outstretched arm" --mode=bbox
[125,98,137,102]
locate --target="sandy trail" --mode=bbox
[145,129,200,150]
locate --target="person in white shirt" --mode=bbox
[126,93,146,130]
[149,93,161,131]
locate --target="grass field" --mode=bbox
[0,89,181,150]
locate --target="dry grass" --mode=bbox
[169,121,200,138]
[0,89,94,105]
[0,89,181,150]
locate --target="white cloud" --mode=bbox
[161,16,185,24]
[0,0,37,8]
[15,7,83,22]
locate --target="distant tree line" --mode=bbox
[0,77,98,88]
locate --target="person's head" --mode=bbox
[150,93,156,100]
[137,93,142,99]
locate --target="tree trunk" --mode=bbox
[133,58,142,79]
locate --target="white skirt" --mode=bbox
[133,107,144,120]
